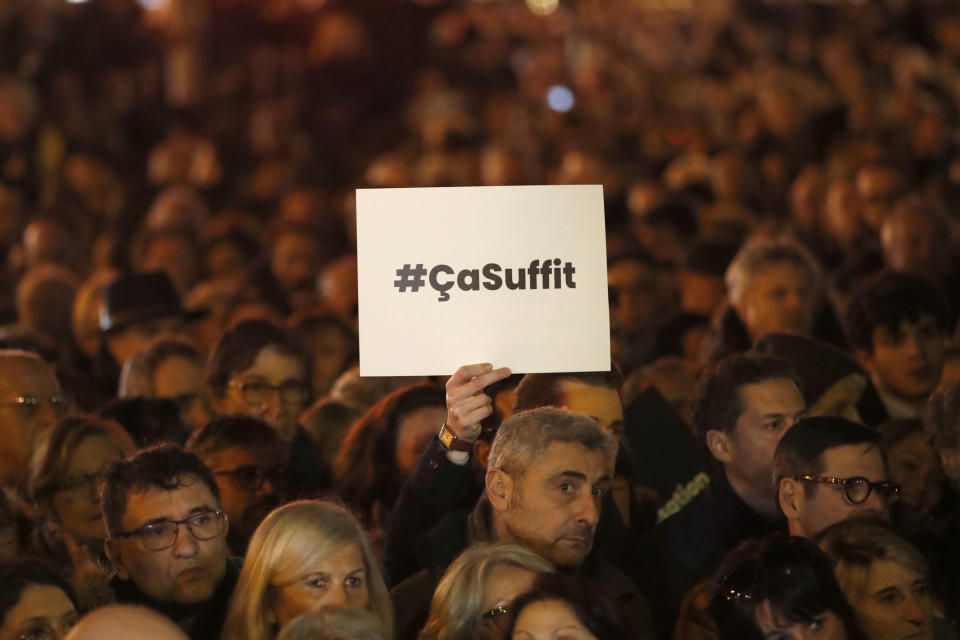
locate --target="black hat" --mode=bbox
[100,271,207,335]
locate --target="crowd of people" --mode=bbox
[2,0,960,638]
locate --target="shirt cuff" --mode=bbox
[445,450,470,465]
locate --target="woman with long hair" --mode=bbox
[818,519,941,640]
[222,500,393,640]
[333,383,445,529]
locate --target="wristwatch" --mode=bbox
[438,422,474,452]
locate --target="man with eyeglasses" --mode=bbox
[186,415,286,554]
[0,350,67,488]
[774,416,900,539]
[102,444,238,640]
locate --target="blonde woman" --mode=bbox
[419,543,553,640]
[818,519,938,640]
[222,500,394,640]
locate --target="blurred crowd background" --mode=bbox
[1,0,960,638]
[3,0,960,396]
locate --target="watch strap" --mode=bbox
[438,422,474,452]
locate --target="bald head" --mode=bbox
[0,350,63,485]
[66,605,188,640]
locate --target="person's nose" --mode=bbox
[324,584,348,608]
[172,523,199,558]
[88,476,105,504]
[258,389,282,419]
[904,591,927,623]
[574,492,601,528]
[36,401,59,431]
[902,331,924,358]
[860,487,887,516]
[259,475,276,497]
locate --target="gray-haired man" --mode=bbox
[390,407,651,639]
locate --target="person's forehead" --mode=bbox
[525,441,609,479]
[821,444,885,478]
[274,232,318,252]
[235,346,305,381]
[858,167,899,192]
[5,584,74,626]
[889,432,933,459]
[154,355,204,389]
[122,476,218,528]
[888,210,937,235]
[864,559,920,592]
[0,356,60,395]
[556,380,623,422]
[737,378,804,416]
[747,261,810,290]
[205,444,281,469]
[872,315,941,338]
[67,434,122,471]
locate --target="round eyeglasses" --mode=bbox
[792,475,901,504]
[0,394,67,419]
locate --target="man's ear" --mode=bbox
[854,348,875,373]
[104,538,129,580]
[473,440,492,470]
[778,477,804,520]
[705,429,734,464]
[486,468,513,512]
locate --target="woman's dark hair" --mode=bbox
[98,397,191,448]
[710,536,858,640]
[0,491,32,556]
[0,560,78,625]
[206,319,312,398]
[504,573,633,640]
[332,383,445,526]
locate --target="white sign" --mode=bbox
[356,185,610,376]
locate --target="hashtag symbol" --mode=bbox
[394,264,427,293]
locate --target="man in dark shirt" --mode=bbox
[656,354,806,612]
[102,444,238,640]
[390,408,651,640]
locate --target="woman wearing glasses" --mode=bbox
[818,519,940,640]
[0,560,78,640]
[27,416,134,576]
[418,543,552,640]
[207,320,313,444]
[709,536,869,640]
[206,320,327,495]
[222,500,393,640]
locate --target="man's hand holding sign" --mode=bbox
[439,363,513,462]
